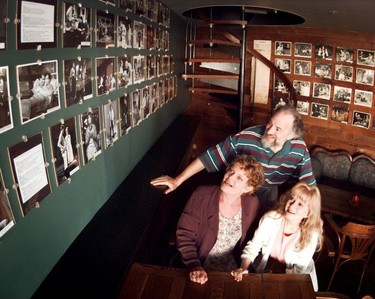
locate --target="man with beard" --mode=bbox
[151,105,315,213]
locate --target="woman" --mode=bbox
[231,182,323,291]
[176,155,264,285]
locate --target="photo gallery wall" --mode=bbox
[272,41,375,130]
[0,0,176,235]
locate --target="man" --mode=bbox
[151,105,316,210]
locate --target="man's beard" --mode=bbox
[261,135,277,149]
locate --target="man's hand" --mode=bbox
[231,268,248,282]
[150,175,178,194]
[189,267,208,284]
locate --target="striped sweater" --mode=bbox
[199,125,316,188]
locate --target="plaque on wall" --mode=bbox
[63,58,93,107]
[0,168,15,238]
[0,0,7,49]
[0,66,13,134]
[8,132,51,216]
[103,100,119,148]
[17,60,60,124]
[62,2,91,48]
[50,117,80,185]
[16,0,58,50]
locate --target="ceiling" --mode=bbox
[159,0,375,35]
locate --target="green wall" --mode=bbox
[0,1,190,298]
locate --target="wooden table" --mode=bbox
[319,184,375,224]
[118,263,316,299]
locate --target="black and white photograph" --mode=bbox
[357,49,375,67]
[118,0,133,11]
[352,110,371,129]
[296,100,309,115]
[294,60,311,76]
[315,44,332,60]
[310,102,329,119]
[140,87,150,120]
[158,80,165,106]
[103,100,119,147]
[64,58,93,107]
[133,55,146,84]
[117,56,133,88]
[155,28,162,50]
[150,83,159,111]
[134,0,145,15]
[117,16,133,48]
[333,86,352,103]
[17,60,60,124]
[80,108,102,164]
[0,168,15,238]
[356,67,374,86]
[0,66,12,134]
[147,0,156,21]
[272,96,288,111]
[294,42,312,58]
[8,132,51,216]
[50,117,80,185]
[331,106,349,123]
[275,58,291,73]
[313,82,331,100]
[163,78,170,103]
[336,47,354,63]
[274,77,289,93]
[275,41,291,56]
[354,89,373,107]
[96,10,115,48]
[146,55,156,79]
[162,5,170,28]
[146,26,155,50]
[17,0,57,49]
[62,2,91,48]
[133,21,145,49]
[0,0,7,49]
[293,80,310,97]
[162,30,169,51]
[157,2,165,24]
[96,57,116,95]
[335,65,353,82]
[314,62,332,79]
[162,55,170,75]
[131,90,141,126]
[119,94,132,135]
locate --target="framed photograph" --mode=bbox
[134,0,145,15]
[133,55,146,84]
[310,102,329,120]
[155,28,162,51]
[0,66,13,134]
[150,83,158,112]
[162,5,170,28]
[8,132,51,216]
[17,60,60,124]
[17,0,57,49]
[50,117,79,185]
[354,89,373,107]
[117,16,132,48]
[162,55,170,75]
[275,58,291,73]
[96,56,116,95]
[272,96,288,111]
[63,58,93,107]
[314,62,332,79]
[0,168,15,238]
[335,65,353,82]
[275,41,291,56]
[294,60,311,76]
[158,80,164,106]
[274,77,289,93]
[117,56,133,88]
[333,86,352,103]
[296,101,309,115]
[140,87,150,119]
[157,2,164,24]
[131,90,141,126]
[118,0,133,11]
[293,80,310,97]
[0,0,7,49]
[163,78,169,103]
[146,26,155,50]
[147,0,156,21]
[331,106,349,123]
[146,55,154,79]
[96,10,115,48]
[336,47,354,63]
[162,30,169,51]
[315,44,333,60]
[103,100,119,147]
[79,107,102,164]
[119,94,132,136]
[313,82,331,100]
[357,49,375,67]
[62,2,91,48]
[356,68,374,86]
[156,55,162,77]
[294,42,312,58]
[133,21,145,49]
[352,110,371,129]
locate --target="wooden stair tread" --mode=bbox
[182,74,239,79]
[210,20,247,26]
[189,87,238,95]
[188,39,241,47]
[186,58,240,63]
